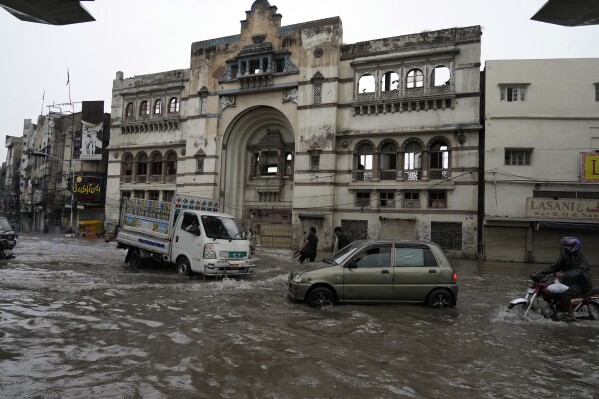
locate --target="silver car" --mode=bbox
[288,240,458,308]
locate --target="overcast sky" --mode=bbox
[2,0,599,162]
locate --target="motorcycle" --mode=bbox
[508,272,599,321]
[0,238,15,259]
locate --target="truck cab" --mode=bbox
[170,211,255,276]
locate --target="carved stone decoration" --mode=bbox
[313,47,323,58]
[181,148,186,156]
[220,96,236,112]
[283,88,299,105]
[113,152,119,159]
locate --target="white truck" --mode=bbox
[116,194,255,277]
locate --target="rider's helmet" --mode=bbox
[561,236,581,255]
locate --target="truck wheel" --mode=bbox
[177,257,192,276]
[129,250,142,269]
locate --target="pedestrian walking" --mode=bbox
[299,227,318,263]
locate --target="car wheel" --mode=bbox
[176,257,192,276]
[426,289,455,309]
[306,287,335,309]
[129,250,142,269]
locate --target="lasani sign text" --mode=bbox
[526,198,599,220]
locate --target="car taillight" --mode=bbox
[451,272,457,283]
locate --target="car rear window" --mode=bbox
[394,247,438,267]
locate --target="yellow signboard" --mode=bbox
[581,152,599,183]
[526,198,599,220]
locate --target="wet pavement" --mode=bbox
[1,234,598,398]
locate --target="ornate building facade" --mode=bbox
[106,0,482,257]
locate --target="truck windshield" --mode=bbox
[201,215,244,240]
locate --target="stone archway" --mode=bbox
[220,106,295,248]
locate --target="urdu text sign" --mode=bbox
[526,198,599,220]
[581,152,599,184]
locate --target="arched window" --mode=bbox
[125,102,134,117]
[358,74,375,94]
[379,141,398,181]
[431,65,450,87]
[381,71,399,92]
[168,97,179,113]
[406,68,424,89]
[136,153,148,183]
[150,152,163,181]
[121,153,134,182]
[154,99,163,114]
[285,152,294,176]
[166,151,177,181]
[429,138,450,179]
[139,100,149,116]
[355,142,374,181]
[403,140,423,181]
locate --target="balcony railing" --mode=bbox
[402,170,422,181]
[380,170,398,181]
[429,169,449,180]
[354,171,374,181]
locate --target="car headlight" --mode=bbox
[292,274,303,283]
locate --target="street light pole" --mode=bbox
[30,151,74,232]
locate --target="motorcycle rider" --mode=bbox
[539,237,593,321]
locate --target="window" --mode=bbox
[313,83,322,105]
[406,68,424,89]
[121,191,131,199]
[505,149,532,166]
[379,141,397,180]
[355,142,374,181]
[310,154,320,171]
[261,151,279,176]
[134,190,145,199]
[168,97,179,113]
[595,84,599,101]
[163,191,175,202]
[148,191,159,201]
[165,152,177,178]
[196,157,204,174]
[356,192,370,208]
[154,99,162,114]
[358,74,375,93]
[403,140,423,181]
[352,245,392,268]
[151,153,162,176]
[136,153,148,181]
[125,102,134,117]
[431,222,462,250]
[429,139,449,179]
[139,101,149,116]
[381,71,399,91]
[428,191,447,208]
[431,65,450,87]
[403,191,420,208]
[379,192,395,207]
[395,247,438,267]
[122,154,133,177]
[285,152,294,176]
[500,86,526,102]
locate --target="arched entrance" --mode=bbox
[220,106,295,248]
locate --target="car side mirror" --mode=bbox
[344,261,358,269]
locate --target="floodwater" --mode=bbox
[1,234,598,399]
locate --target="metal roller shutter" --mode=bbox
[380,219,417,240]
[574,232,599,267]
[533,229,561,265]
[484,226,526,262]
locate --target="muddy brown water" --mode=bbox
[0,234,598,398]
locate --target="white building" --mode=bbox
[106,0,482,256]
[483,58,599,264]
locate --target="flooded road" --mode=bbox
[1,234,598,398]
